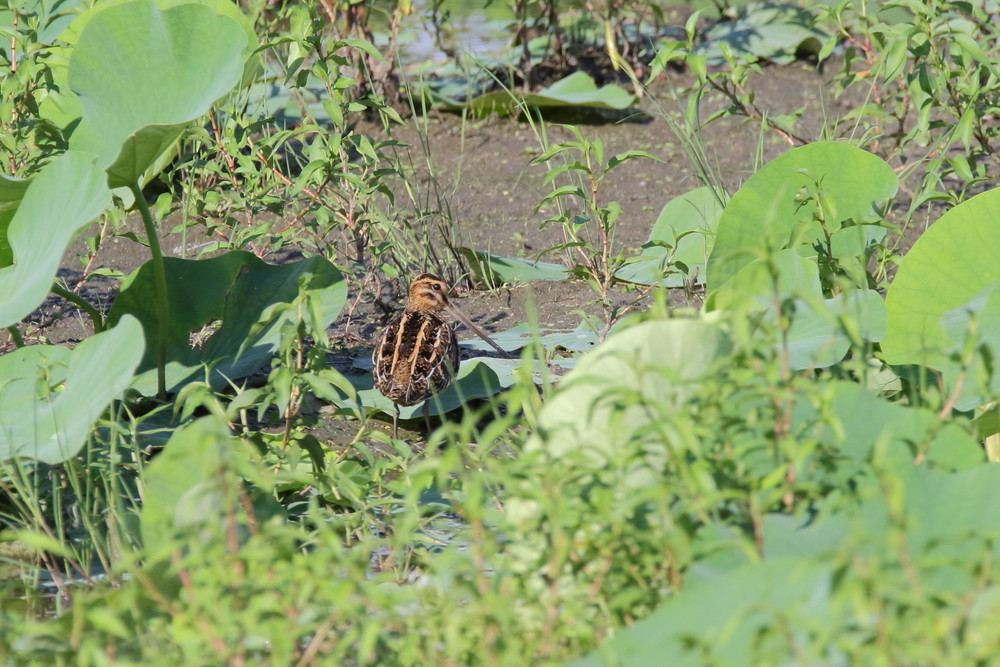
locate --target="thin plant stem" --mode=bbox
[51,283,104,333]
[129,183,169,400]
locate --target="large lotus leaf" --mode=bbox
[0,173,34,268]
[0,316,144,464]
[40,0,257,135]
[882,188,1000,368]
[790,381,982,474]
[933,281,1000,411]
[576,464,1000,666]
[695,2,829,65]
[66,0,248,187]
[707,247,823,312]
[0,151,111,328]
[615,186,725,287]
[763,288,886,370]
[706,142,896,296]
[457,248,569,287]
[526,319,732,467]
[106,251,346,396]
[429,71,637,117]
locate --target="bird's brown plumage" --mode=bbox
[372,274,460,406]
[372,273,512,438]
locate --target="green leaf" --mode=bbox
[577,464,1000,665]
[707,248,823,311]
[423,71,638,117]
[457,248,569,288]
[66,0,249,186]
[573,558,833,666]
[0,316,144,464]
[537,184,586,206]
[694,2,829,65]
[706,142,897,296]
[458,320,605,355]
[882,187,1000,368]
[527,319,731,468]
[791,381,983,473]
[765,289,886,370]
[0,171,33,268]
[0,151,111,328]
[605,149,659,173]
[106,251,346,396]
[614,186,725,287]
[140,415,266,559]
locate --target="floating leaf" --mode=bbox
[0,316,144,464]
[421,71,638,117]
[354,358,510,419]
[459,320,603,354]
[695,2,829,65]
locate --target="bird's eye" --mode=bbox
[432,283,441,291]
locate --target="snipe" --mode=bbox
[372,273,509,438]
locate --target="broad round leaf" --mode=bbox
[527,319,732,466]
[882,187,1000,367]
[0,316,144,464]
[0,151,110,328]
[106,252,346,396]
[355,357,511,420]
[67,0,248,186]
[706,142,896,295]
[764,289,886,370]
[615,186,725,287]
[460,320,604,354]
[428,71,638,116]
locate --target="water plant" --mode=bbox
[0,0,998,664]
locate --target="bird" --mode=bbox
[372,273,510,438]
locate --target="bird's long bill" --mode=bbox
[445,304,513,360]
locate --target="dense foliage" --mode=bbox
[0,0,998,664]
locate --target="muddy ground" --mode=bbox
[0,55,953,438]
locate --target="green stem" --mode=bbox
[129,183,169,401]
[51,284,105,334]
[6,325,25,348]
